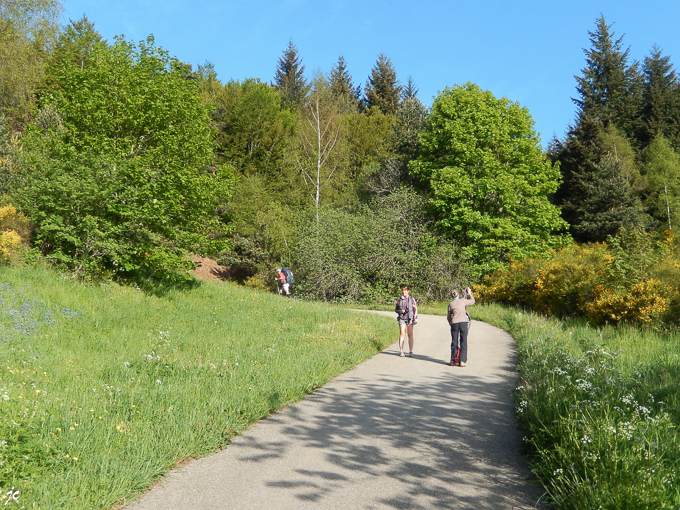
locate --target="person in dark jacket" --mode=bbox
[447,287,475,366]
[395,284,418,357]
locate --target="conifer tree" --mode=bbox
[401,76,419,101]
[571,152,646,242]
[553,15,641,232]
[329,55,358,111]
[363,53,402,115]
[273,40,309,109]
[638,46,680,150]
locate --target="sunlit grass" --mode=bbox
[474,304,680,509]
[0,266,394,509]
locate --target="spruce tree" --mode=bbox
[553,15,641,233]
[363,53,402,115]
[571,152,646,242]
[273,40,309,109]
[573,15,640,137]
[329,55,359,112]
[401,76,419,101]
[638,46,680,150]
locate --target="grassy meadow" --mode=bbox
[473,304,680,510]
[0,266,394,509]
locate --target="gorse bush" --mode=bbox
[0,204,28,264]
[478,229,680,328]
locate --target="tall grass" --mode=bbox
[474,304,680,509]
[0,266,394,509]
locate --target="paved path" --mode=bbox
[125,312,545,509]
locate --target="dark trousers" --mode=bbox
[450,322,469,363]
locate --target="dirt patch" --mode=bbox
[191,255,229,282]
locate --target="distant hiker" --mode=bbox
[447,287,475,366]
[395,284,418,357]
[275,267,294,298]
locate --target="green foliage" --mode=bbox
[294,188,470,302]
[640,135,680,232]
[273,40,309,109]
[211,78,296,175]
[390,96,428,163]
[363,53,402,115]
[573,15,640,138]
[475,307,680,509]
[329,55,359,113]
[0,0,62,111]
[639,45,680,150]
[342,107,394,180]
[12,35,231,281]
[479,229,680,328]
[571,153,647,242]
[0,265,394,509]
[411,82,569,274]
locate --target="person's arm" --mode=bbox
[465,287,475,305]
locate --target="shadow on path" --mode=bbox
[125,314,546,510]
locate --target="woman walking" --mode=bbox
[447,287,475,366]
[395,284,418,357]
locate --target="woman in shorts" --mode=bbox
[395,284,418,357]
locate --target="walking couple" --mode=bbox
[394,284,476,366]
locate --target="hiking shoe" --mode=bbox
[447,361,455,366]
[400,351,405,357]
[460,362,467,367]
[408,351,413,357]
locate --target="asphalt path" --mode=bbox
[124,311,546,509]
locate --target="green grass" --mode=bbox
[0,266,394,509]
[473,304,680,510]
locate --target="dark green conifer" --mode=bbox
[571,152,646,242]
[638,45,680,150]
[553,15,641,235]
[273,40,309,109]
[363,53,402,115]
[329,55,359,112]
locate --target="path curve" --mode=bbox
[125,312,545,509]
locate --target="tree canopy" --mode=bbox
[410,83,568,273]
[14,35,231,281]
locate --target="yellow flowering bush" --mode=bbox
[584,279,671,325]
[480,234,680,328]
[0,204,26,264]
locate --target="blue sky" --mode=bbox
[60,0,679,147]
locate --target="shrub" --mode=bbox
[479,230,680,329]
[0,204,28,264]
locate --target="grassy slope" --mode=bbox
[0,267,394,509]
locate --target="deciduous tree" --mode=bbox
[641,136,680,232]
[410,83,568,273]
[14,35,231,281]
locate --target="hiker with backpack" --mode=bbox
[395,284,418,358]
[447,287,475,367]
[275,267,294,297]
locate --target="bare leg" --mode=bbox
[407,324,414,352]
[398,323,407,353]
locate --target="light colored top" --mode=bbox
[447,297,475,325]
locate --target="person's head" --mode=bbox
[276,268,281,273]
[450,289,459,299]
[400,284,410,296]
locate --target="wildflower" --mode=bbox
[581,435,592,444]
[156,379,162,384]
[553,468,563,476]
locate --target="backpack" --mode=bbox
[281,267,294,285]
